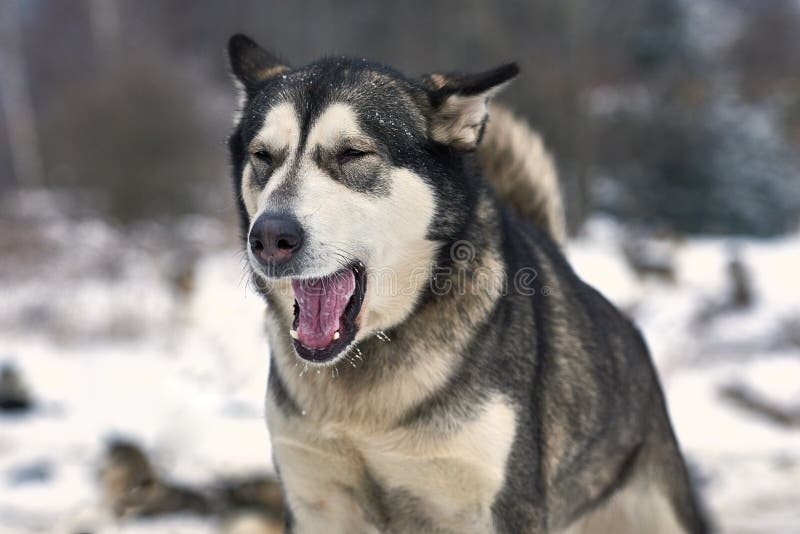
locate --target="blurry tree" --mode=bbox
[0,0,797,235]
[589,0,800,235]
[730,0,800,102]
[0,0,44,189]
[41,54,224,223]
[12,1,230,224]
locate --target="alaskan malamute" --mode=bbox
[226,34,708,533]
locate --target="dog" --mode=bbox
[225,33,708,533]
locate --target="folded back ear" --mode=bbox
[421,63,519,150]
[227,34,290,96]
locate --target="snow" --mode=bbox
[1,214,799,533]
[0,215,272,533]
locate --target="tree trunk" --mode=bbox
[0,0,44,188]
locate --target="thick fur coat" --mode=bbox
[225,34,708,534]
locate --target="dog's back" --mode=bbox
[454,104,707,534]
[478,107,709,532]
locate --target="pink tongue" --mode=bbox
[291,270,356,350]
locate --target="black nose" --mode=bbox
[248,214,304,266]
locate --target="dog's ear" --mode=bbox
[421,63,519,150]
[228,34,290,94]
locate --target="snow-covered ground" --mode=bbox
[1,205,798,533]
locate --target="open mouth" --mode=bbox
[289,264,366,363]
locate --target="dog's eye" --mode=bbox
[337,148,370,165]
[251,149,273,165]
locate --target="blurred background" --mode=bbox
[1,1,799,532]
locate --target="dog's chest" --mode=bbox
[268,395,517,534]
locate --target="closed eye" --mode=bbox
[337,148,371,165]
[251,149,273,166]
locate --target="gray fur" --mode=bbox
[226,34,709,533]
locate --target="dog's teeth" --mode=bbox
[333,331,340,340]
[289,329,299,340]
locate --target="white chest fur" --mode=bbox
[267,394,517,534]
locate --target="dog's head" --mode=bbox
[227,34,516,365]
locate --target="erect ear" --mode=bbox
[227,34,290,95]
[421,63,519,150]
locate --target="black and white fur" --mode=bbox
[225,34,708,533]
